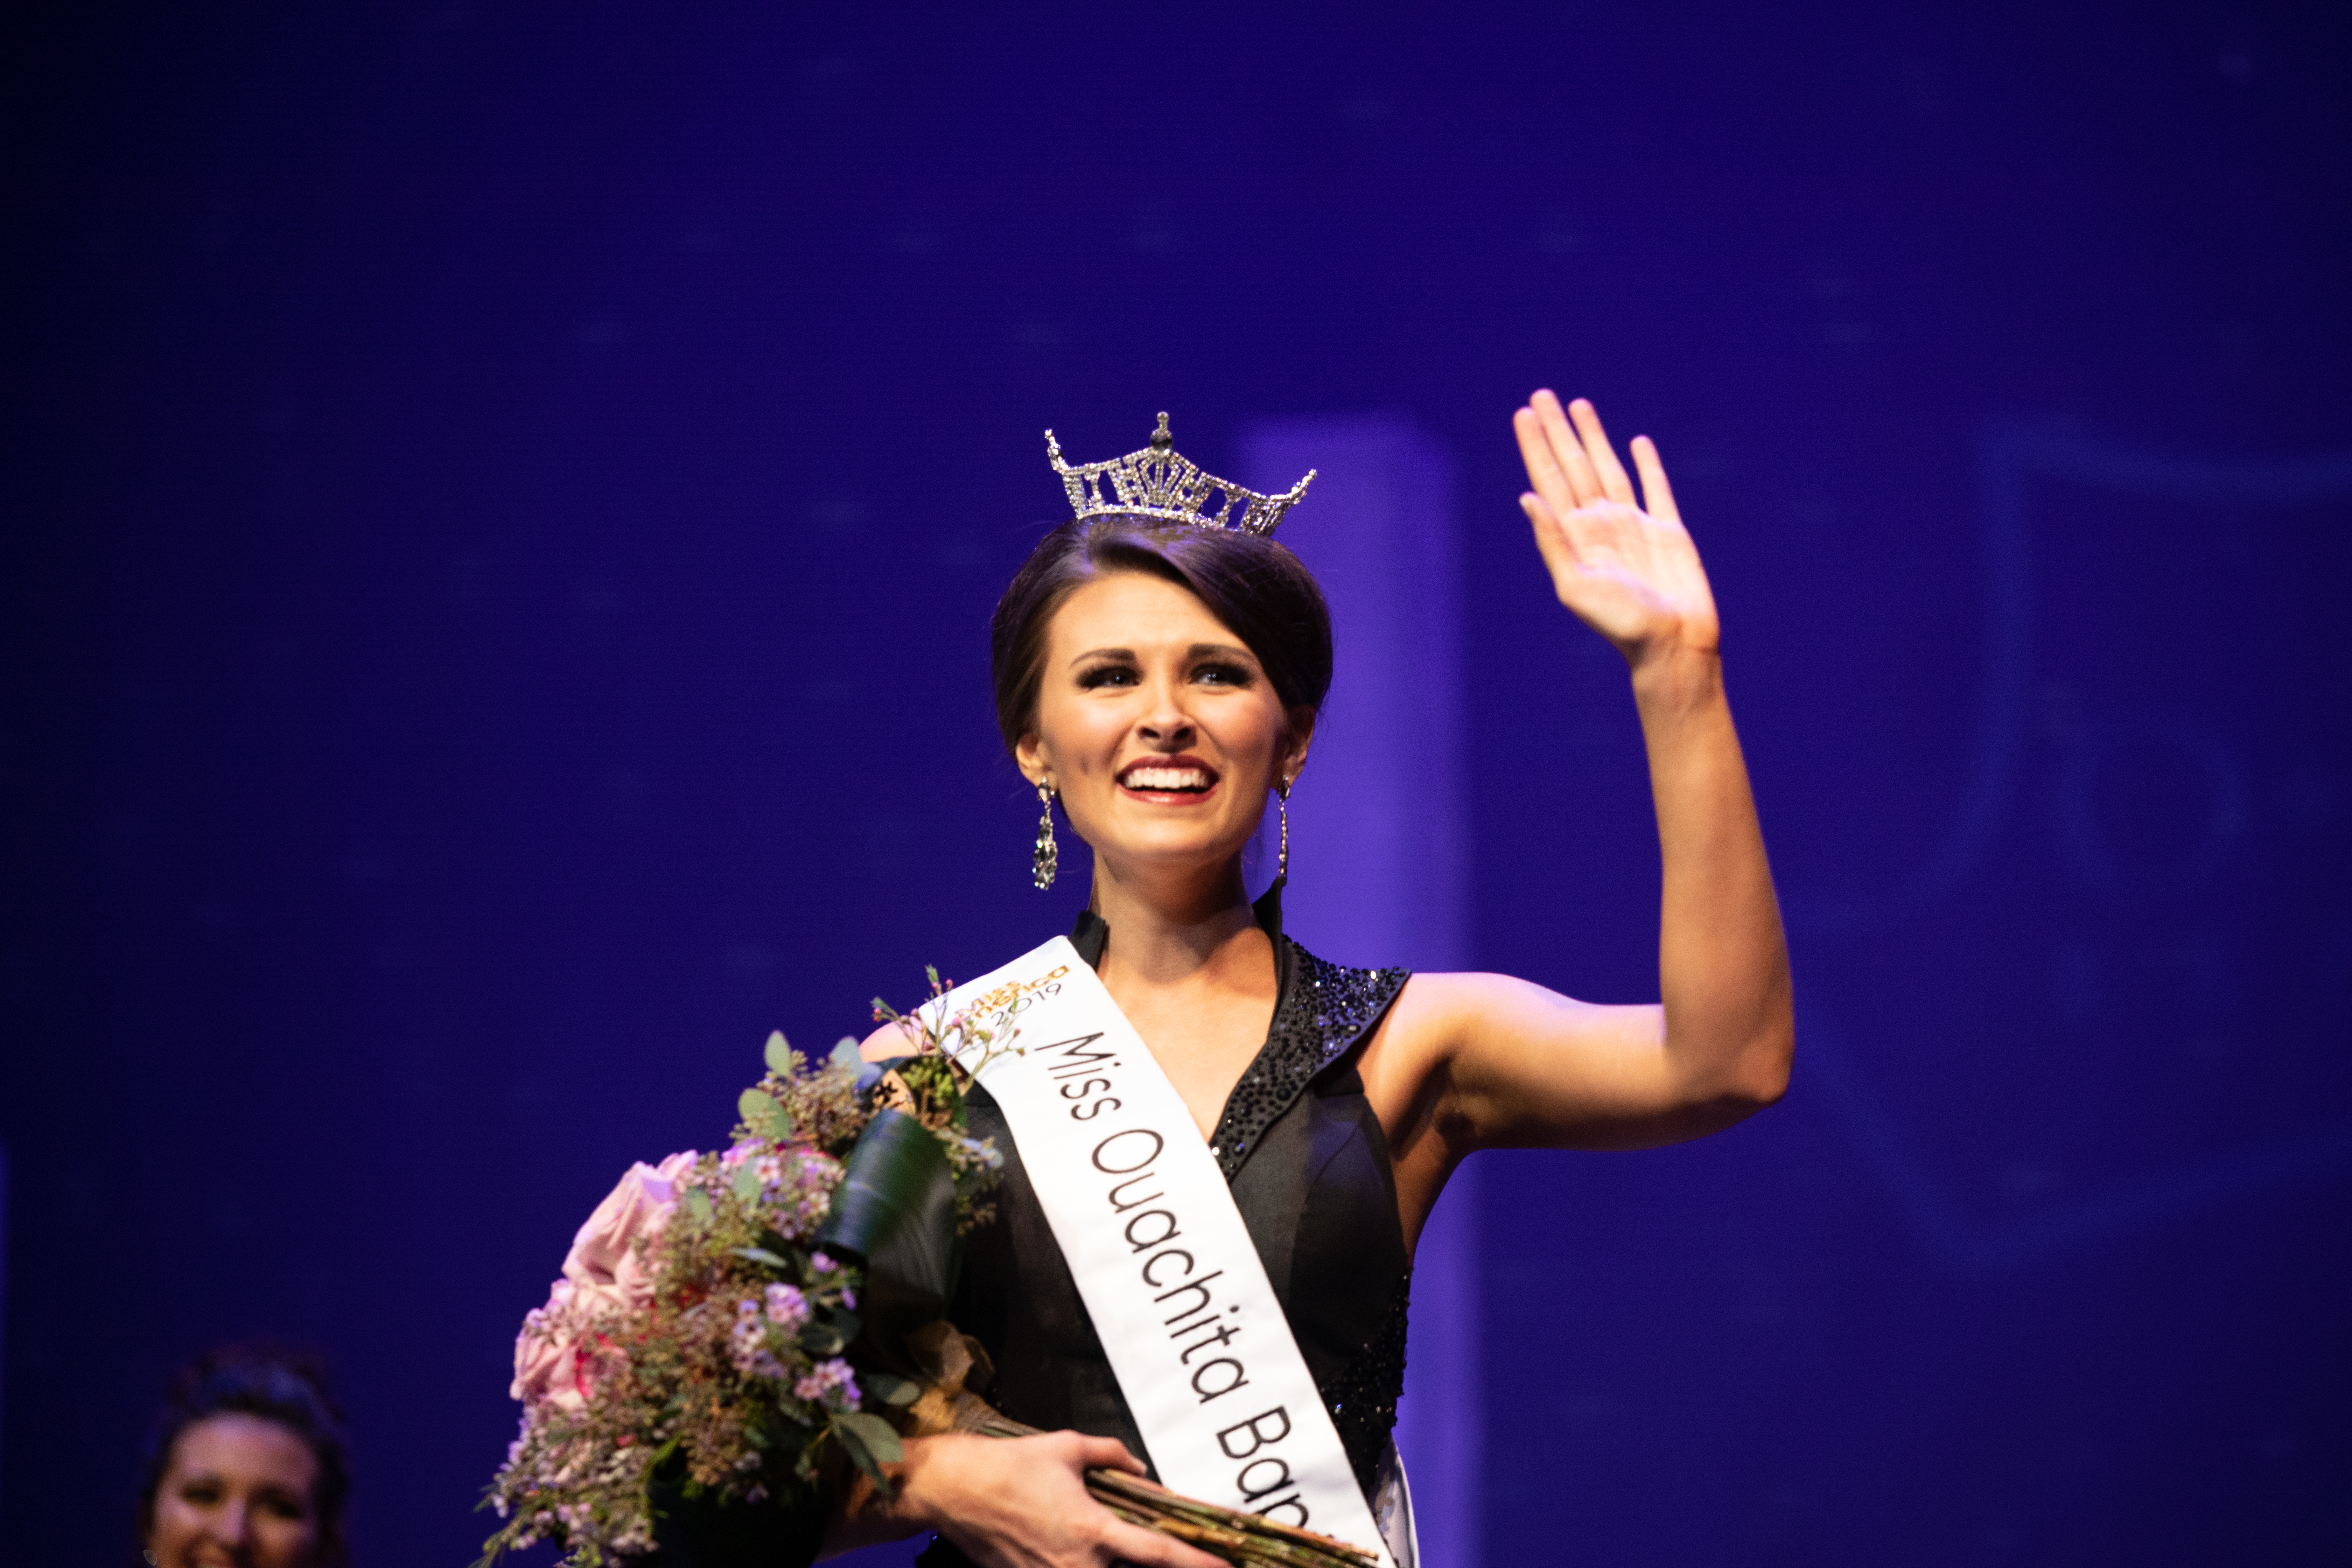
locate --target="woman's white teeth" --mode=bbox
[1123,766,1211,791]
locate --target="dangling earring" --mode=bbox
[1032,780,1059,891]
[1273,777,1292,889]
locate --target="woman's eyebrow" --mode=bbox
[1065,646,1135,666]
[1188,642,1253,660]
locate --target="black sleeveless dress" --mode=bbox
[916,898,1413,1566]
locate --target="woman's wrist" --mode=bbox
[825,1434,955,1553]
[1628,637,1724,714]
[881,1433,956,1531]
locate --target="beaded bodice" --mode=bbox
[1207,940,1412,1181]
[939,900,1414,1508]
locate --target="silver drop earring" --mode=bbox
[1273,777,1292,889]
[1032,781,1059,891]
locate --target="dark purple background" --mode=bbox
[5,4,2348,1564]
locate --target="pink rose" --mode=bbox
[511,1280,589,1410]
[510,1152,698,1414]
[562,1151,696,1311]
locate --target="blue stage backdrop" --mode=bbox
[3,5,2347,1564]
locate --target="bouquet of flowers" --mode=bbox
[478,976,1382,1568]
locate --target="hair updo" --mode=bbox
[135,1345,351,1567]
[989,516,1335,755]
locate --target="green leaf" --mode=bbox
[737,1087,794,1142]
[798,1322,845,1356]
[831,1421,886,1492]
[732,1162,763,1204]
[862,1371,923,1408]
[682,1188,713,1224]
[830,1413,903,1498]
[815,1108,963,1337]
[836,1411,905,1465]
[830,1036,864,1072]
[732,1246,790,1269]
[764,1030,794,1077]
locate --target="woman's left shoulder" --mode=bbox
[1360,970,1488,1071]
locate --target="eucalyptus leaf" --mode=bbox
[731,1246,790,1269]
[830,1037,863,1072]
[830,1419,894,1498]
[763,1029,794,1077]
[729,1087,792,1142]
[682,1188,713,1224]
[732,1162,763,1204]
[835,1411,905,1465]
[862,1372,923,1408]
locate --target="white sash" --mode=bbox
[931,936,1394,1565]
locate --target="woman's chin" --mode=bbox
[1091,831,1257,877]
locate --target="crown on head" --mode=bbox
[1044,413,1314,536]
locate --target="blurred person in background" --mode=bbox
[135,1346,350,1568]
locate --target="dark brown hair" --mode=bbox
[988,515,1335,754]
[136,1345,351,1567]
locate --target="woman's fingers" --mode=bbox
[1566,397,1637,506]
[1521,492,1582,592]
[1629,434,1681,525]
[1528,389,1605,506]
[1099,1517,1232,1568]
[1512,405,1576,514]
[1074,1435,1147,1476]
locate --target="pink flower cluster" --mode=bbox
[721,1140,846,1238]
[726,1281,817,1381]
[793,1356,861,1412]
[729,1298,787,1380]
[764,1281,810,1330]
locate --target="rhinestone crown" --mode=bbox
[1044,413,1314,536]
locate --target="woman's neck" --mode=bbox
[1085,856,1268,989]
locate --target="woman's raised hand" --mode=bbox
[892,1430,1228,1568]
[1512,389,1720,665]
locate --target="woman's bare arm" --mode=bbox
[1364,392,1793,1238]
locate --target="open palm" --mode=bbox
[1512,389,1719,662]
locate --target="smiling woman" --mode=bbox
[829,400,1794,1568]
[135,1349,349,1568]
